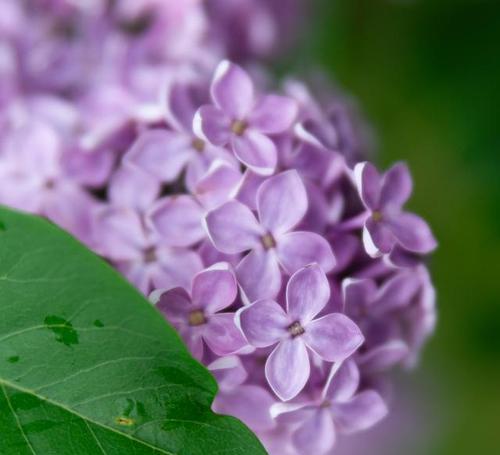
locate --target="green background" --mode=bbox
[292,0,500,452]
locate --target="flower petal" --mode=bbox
[212,385,276,432]
[257,170,308,236]
[191,263,237,313]
[358,340,409,373]
[152,248,204,291]
[323,360,360,403]
[208,356,248,390]
[195,160,242,210]
[334,391,388,433]
[387,212,437,254]
[354,161,381,210]
[277,231,336,275]
[363,218,395,257]
[265,338,310,401]
[373,270,421,314]
[204,200,263,254]
[380,162,413,208]
[342,278,377,318]
[249,95,298,134]
[236,249,282,302]
[204,313,248,356]
[292,409,336,455]
[124,129,192,182]
[237,299,289,348]
[155,287,191,325]
[108,164,160,211]
[304,313,364,362]
[193,104,232,146]
[211,60,254,118]
[286,264,331,324]
[232,129,277,176]
[148,196,205,247]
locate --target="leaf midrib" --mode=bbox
[0,378,176,455]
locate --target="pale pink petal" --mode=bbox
[205,200,263,254]
[286,264,331,324]
[257,170,308,236]
[277,231,336,275]
[232,129,277,176]
[237,299,289,347]
[148,196,204,247]
[234,170,266,210]
[236,250,282,302]
[248,95,298,134]
[208,356,248,390]
[265,338,310,401]
[373,271,421,314]
[304,314,364,362]
[211,61,254,118]
[203,313,248,356]
[292,409,336,455]
[191,263,237,313]
[342,278,377,317]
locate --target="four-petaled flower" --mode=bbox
[271,360,388,455]
[237,264,364,401]
[154,262,247,359]
[204,170,336,301]
[354,161,437,257]
[194,60,299,176]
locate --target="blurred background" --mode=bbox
[290,0,500,453]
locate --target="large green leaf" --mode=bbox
[0,207,266,455]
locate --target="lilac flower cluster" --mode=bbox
[0,2,436,454]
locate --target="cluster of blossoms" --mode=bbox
[0,2,436,454]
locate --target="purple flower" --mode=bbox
[271,361,388,454]
[154,263,247,359]
[204,170,336,301]
[93,165,203,294]
[194,61,298,175]
[237,264,364,401]
[354,162,437,257]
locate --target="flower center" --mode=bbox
[192,138,205,152]
[143,247,157,263]
[261,233,276,250]
[231,120,247,136]
[372,210,383,222]
[288,321,305,338]
[188,310,206,326]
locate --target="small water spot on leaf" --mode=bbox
[93,319,104,328]
[44,315,79,347]
[7,355,19,363]
[115,416,135,426]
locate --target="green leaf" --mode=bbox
[0,207,266,455]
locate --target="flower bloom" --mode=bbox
[237,264,364,400]
[0,3,437,450]
[153,263,247,359]
[354,161,437,257]
[205,170,336,301]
